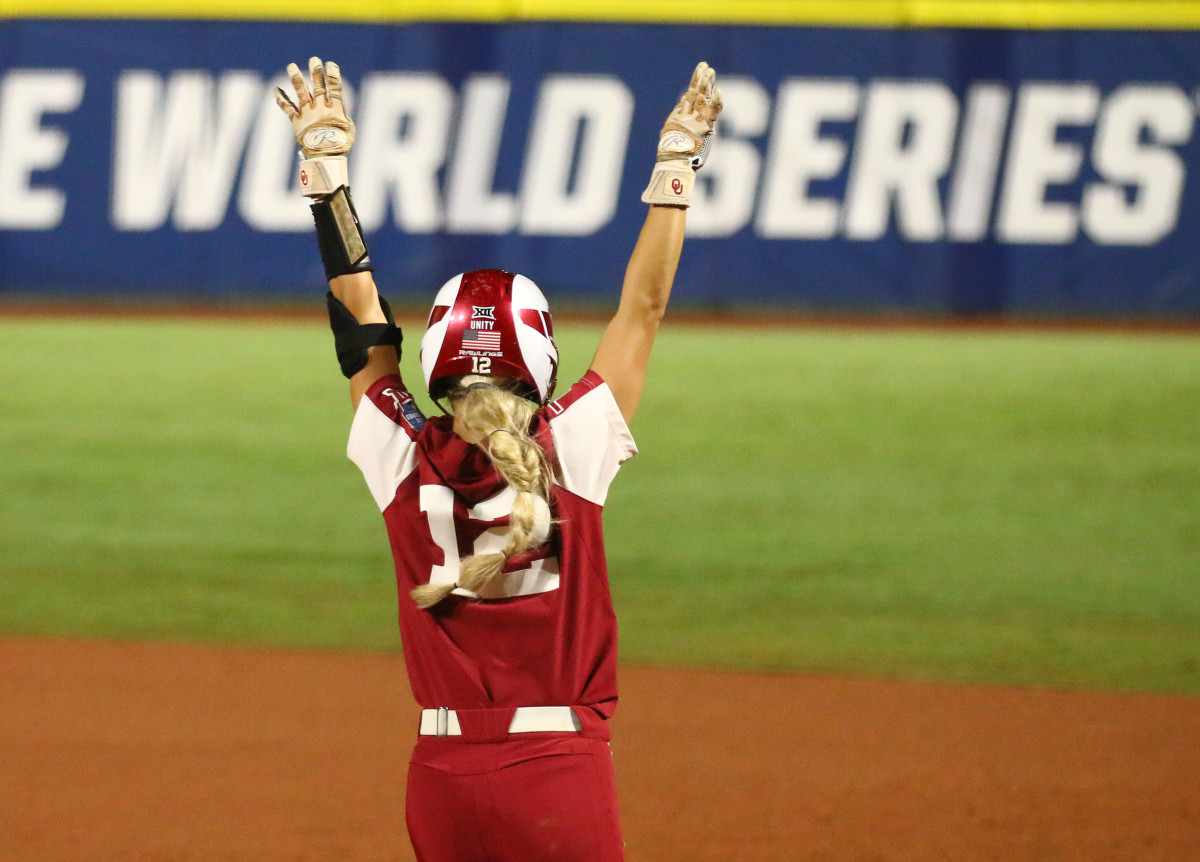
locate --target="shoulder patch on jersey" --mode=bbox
[400,399,426,432]
[373,380,425,433]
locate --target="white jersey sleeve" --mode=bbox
[346,376,425,511]
[545,371,638,507]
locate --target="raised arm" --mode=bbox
[276,57,401,411]
[590,62,722,424]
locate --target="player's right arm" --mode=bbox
[589,62,722,425]
[327,271,399,410]
[276,57,401,412]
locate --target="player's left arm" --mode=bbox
[590,62,722,424]
[276,57,401,411]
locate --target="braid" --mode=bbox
[410,376,553,610]
[411,581,458,609]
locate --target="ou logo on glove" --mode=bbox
[671,178,683,195]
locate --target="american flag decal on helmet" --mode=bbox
[461,329,502,351]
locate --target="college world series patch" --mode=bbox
[380,386,426,432]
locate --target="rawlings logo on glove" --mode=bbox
[642,61,723,207]
[303,126,351,152]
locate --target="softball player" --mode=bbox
[276,57,721,862]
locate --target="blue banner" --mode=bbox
[3,19,1200,316]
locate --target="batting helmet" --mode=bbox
[420,269,559,404]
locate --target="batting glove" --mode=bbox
[641,61,723,207]
[275,57,356,197]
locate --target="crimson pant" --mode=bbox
[406,734,625,862]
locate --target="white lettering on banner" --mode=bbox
[843,81,958,241]
[90,68,1194,247]
[0,70,84,230]
[519,75,632,236]
[996,83,1101,244]
[757,79,860,239]
[946,83,1011,242]
[755,78,1194,245]
[237,75,323,231]
[112,70,260,231]
[1083,85,1193,245]
[308,72,631,236]
[688,77,769,238]
[446,74,517,233]
[352,73,454,233]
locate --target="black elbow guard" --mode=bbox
[327,292,404,378]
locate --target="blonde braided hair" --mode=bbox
[411,376,552,609]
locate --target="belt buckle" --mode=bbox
[436,706,450,737]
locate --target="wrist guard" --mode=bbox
[299,155,348,197]
[641,161,696,207]
[310,185,373,281]
[327,292,403,378]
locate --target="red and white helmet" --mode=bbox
[420,269,559,404]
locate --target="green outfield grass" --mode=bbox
[1,315,1198,693]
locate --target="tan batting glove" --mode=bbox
[275,57,356,197]
[642,61,723,207]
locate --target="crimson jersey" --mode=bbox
[347,370,637,727]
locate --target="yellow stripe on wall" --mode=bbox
[4,0,1200,29]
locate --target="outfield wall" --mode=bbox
[3,4,1200,316]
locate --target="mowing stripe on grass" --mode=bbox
[2,317,1198,691]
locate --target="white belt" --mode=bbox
[419,706,581,737]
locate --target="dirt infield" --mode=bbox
[2,638,1198,862]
